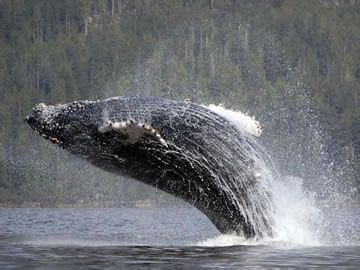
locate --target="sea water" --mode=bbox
[0,208,358,268]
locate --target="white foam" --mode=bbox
[198,234,254,247]
[198,153,323,247]
[197,234,295,247]
[205,104,262,137]
[253,156,322,246]
[198,176,323,247]
[270,175,322,246]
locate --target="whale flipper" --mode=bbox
[98,119,168,147]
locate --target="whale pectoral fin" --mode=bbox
[98,120,168,147]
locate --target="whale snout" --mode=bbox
[25,103,48,129]
[25,103,65,144]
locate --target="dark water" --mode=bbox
[0,208,359,269]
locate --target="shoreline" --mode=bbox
[0,203,358,209]
[0,201,189,209]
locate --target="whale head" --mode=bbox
[25,98,170,168]
[25,101,97,147]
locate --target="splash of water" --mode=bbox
[199,104,323,246]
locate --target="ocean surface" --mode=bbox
[0,207,359,269]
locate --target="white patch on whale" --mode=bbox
[205,104,263,137]
[98,120,168,147]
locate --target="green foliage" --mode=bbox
[0,0,358,205]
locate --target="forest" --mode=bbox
[0,0,358,206]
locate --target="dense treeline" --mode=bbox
[0,0,358,206]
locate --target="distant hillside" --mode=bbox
[0,0,358,206]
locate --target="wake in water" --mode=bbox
[202,104,323,247]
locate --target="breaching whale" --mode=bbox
[25,96,273,238]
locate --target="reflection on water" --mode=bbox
[0,208,359,268]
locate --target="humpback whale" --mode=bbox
[25,96,273,238]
